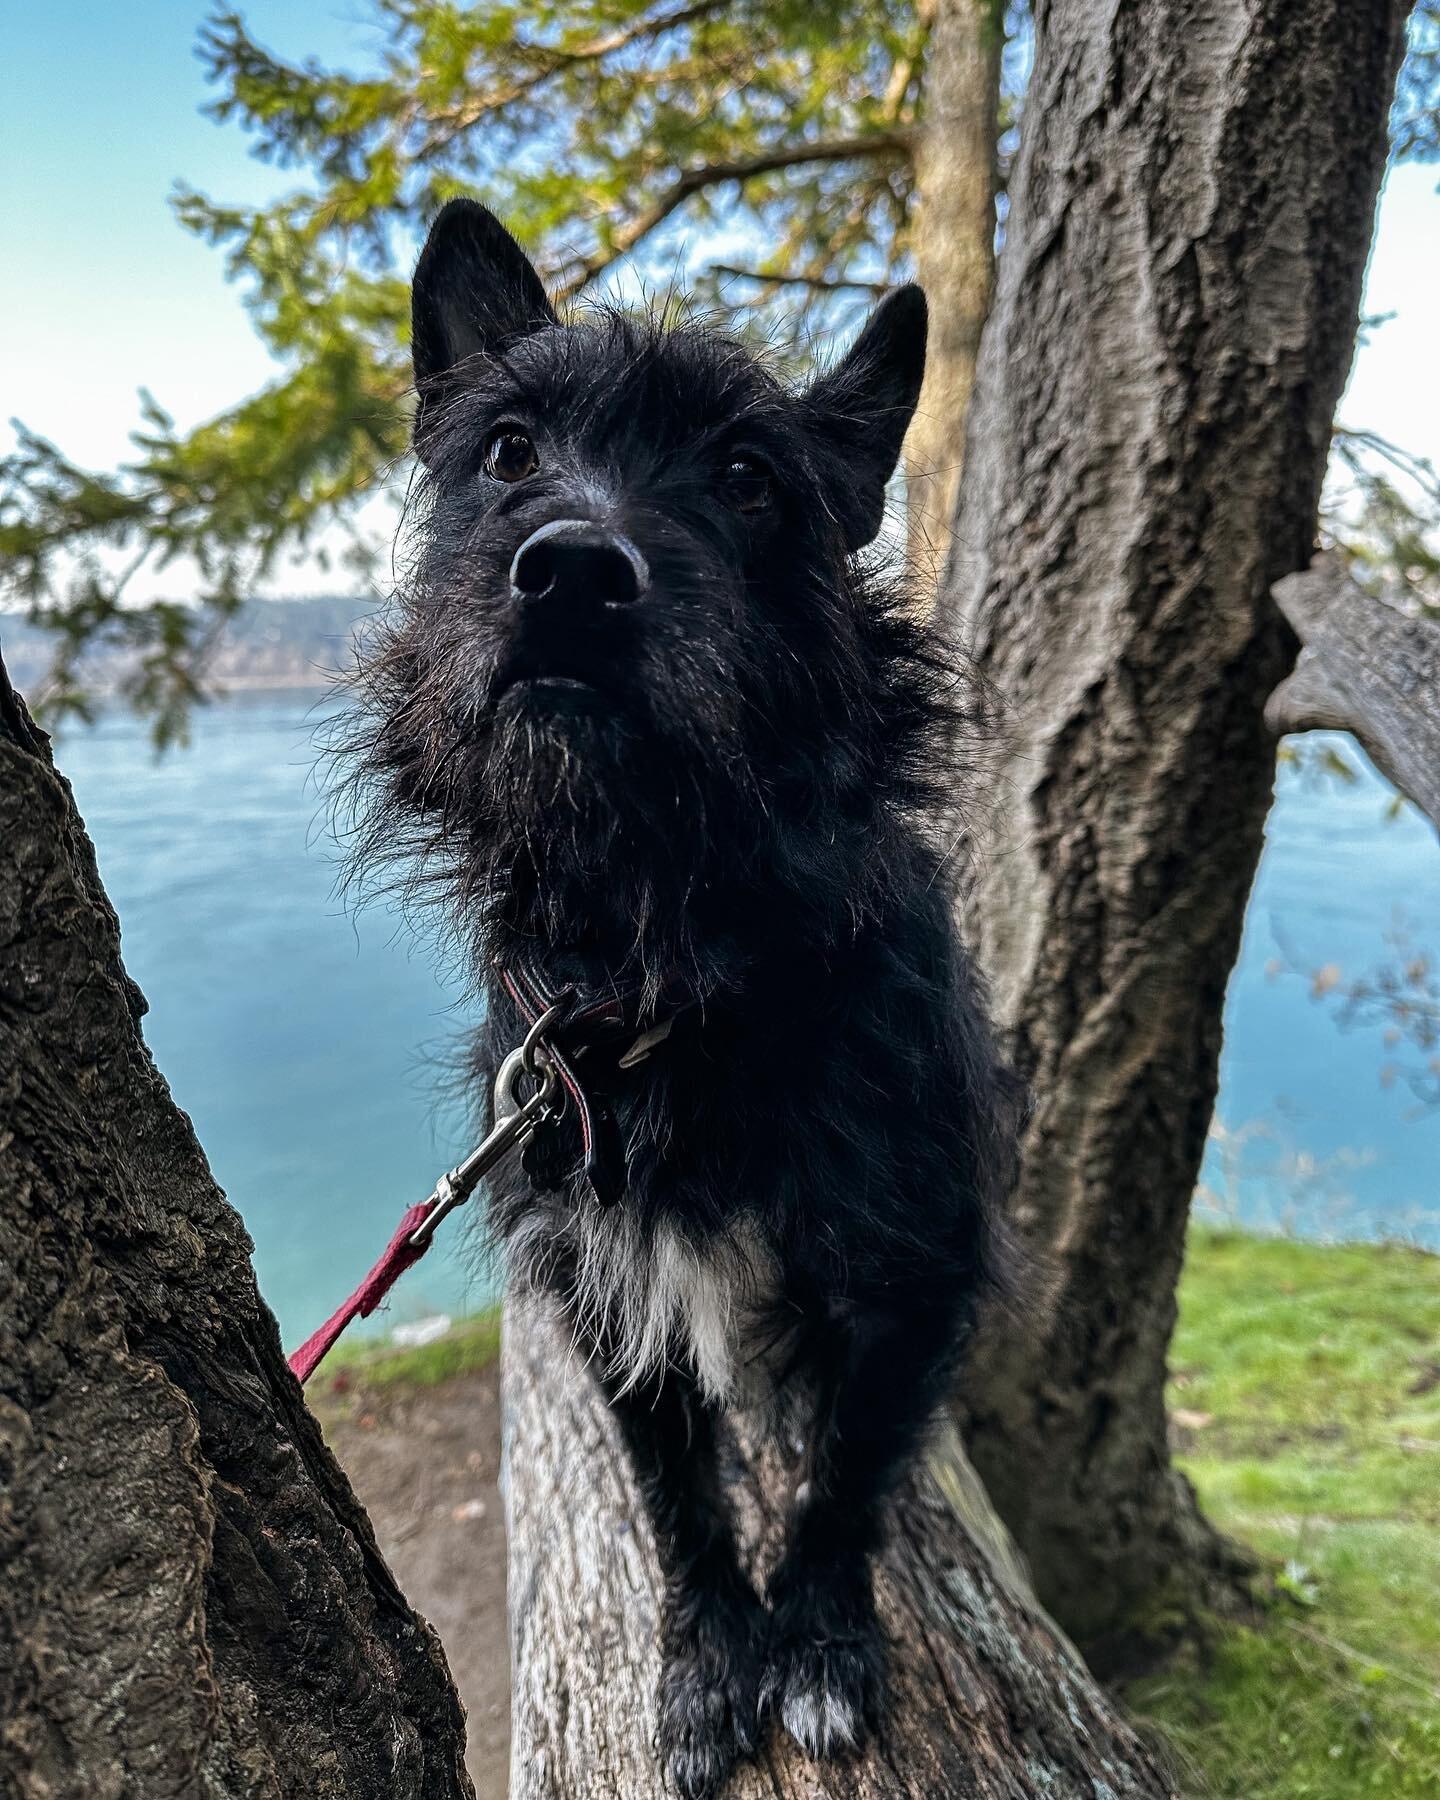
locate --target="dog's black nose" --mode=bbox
[510,520,649,608]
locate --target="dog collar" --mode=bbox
[498,956,685,1207]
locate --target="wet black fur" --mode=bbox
[339,199,1021,1796]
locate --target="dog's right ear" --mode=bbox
[411,199,556,457]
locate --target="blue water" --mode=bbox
[57,691,489,1343]
[53,693,1439,1348]
[1202,745,1439,1245]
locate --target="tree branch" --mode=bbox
[1267,551,1440,829]
[1332,424,1440,501]
[553,130,916,300]
[882,0,939,120]
[417,0,734,158]
[710,261,891,294]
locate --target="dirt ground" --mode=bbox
[321,1366,511,1799]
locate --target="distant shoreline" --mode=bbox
[1,594,374,699]
[197,673,340,694]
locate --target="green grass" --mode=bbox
[1132,1228,1440,1798]
[307,1305,502,1400]
[307,1231,1440,1796]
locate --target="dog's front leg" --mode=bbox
[591,1346,766,1798]
[764,1299,957,1760]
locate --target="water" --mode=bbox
[1202,746,1439,1245]
[51,693,1440,1348]
[56,691,490,1344]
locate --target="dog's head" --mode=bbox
[349,200,945,960]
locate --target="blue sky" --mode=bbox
[3,2,1438,595]
[1,2,371,473]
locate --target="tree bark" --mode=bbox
[941,0,1413,1669]
[503,1299,1175,1799]
[0,657,472,1798]
[907,0,1002,564]
[1267,551,1440,828]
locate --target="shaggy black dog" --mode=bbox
[346,199,1019,1796]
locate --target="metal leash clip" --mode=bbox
[408,1003,565,1248]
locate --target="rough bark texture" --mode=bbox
[0,658,472,1799]
[1267,552,1440,828]
[942,0,1412,1666]
[907,0,1002,563]
[503,1300,1176,1799]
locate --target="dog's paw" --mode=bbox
[761,1584,885,1760]
[657,1600,765,1797]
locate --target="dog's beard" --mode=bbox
[351,600,774,974]
[485,691,632,818]
[474,632,752,828]
[454,692,721,955]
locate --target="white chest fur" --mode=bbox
[509,1204,778,1404]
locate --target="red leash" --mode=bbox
[286,970,679,1384]
[286,1008,565,1383]
[288,1201,440,1383]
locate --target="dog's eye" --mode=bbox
[722,456,774,515]
[484,430,540,483]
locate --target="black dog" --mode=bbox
[346,199,1019,1796]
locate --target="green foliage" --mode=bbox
[1,0,961,735]
[1132,1229,1440,1798]
[1326,5,1440,615]
[2,335,405,741]
[2,0,1436,737]
[1329,427,1440,619]
[186,0,938,307]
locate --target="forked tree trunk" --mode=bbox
[907,0,1003,561]
[0,657,1172,1795]
[0,663,472,1797]
[943,0,1413,1667]
[504,1301,1175,1799]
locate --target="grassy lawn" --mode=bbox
[311,1228,1440,1796]
[307,1308,502,1402]
[1132,1228,1440,1797]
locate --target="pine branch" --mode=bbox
[710,262,890,293]
[417,0,736,159]
[555,129,916,298]
[1334,425,1440,502]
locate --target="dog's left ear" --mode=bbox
[411,198,557,457]
[803,284,927,550]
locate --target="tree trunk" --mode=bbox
[0,658,472,1798]
[941,0,1413,1670]
[503,1300,1175,1799]
[906,0,1002,563]
[1267,551,1440,828]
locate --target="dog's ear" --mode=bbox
[411,199,557,457]
[803,284,927,550]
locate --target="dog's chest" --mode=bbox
[510,1202,781,1404]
